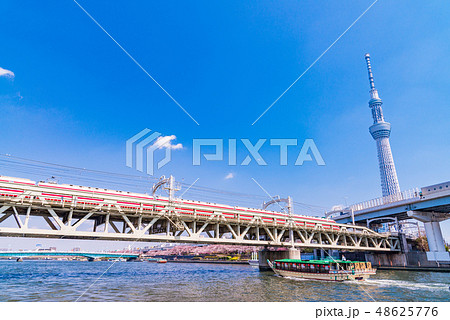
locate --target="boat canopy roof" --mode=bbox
[274,259,359,264]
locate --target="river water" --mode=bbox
[0,261,448,302]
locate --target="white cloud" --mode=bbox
[0,67,14,78]
[224,173,234,180]
[151,135,183,150]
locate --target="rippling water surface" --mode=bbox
[0,261,448,302]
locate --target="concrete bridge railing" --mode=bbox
[349,188,421,212]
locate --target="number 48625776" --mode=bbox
[375,307,438,317]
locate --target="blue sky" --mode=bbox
[0,0,449,249]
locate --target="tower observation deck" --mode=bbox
[365,54,401,197]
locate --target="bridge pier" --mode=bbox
[258,247,300,271]
[407,210,450,262]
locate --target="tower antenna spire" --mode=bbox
[365,53,376,90]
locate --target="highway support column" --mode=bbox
[407,210,450,262]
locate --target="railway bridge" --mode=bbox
[0,175,400,254]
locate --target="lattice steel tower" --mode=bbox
[365,54,400,197]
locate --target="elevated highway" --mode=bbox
[328,184,450,225]
[0,175,400,252]
[327,182,450,261]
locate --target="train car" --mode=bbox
[421,181,450,196]
[3,174,338,228]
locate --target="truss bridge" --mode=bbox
[0,175,400,252]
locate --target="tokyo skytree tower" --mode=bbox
[364,54,401,197]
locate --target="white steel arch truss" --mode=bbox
[0,180,400,251]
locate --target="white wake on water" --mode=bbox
[275,275,450,291]
[358,279,449,292]
[274,274,449,292]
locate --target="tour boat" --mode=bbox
[268,259,376,281]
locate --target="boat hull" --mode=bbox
[248,259,259,267]
[272,268,375,281]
